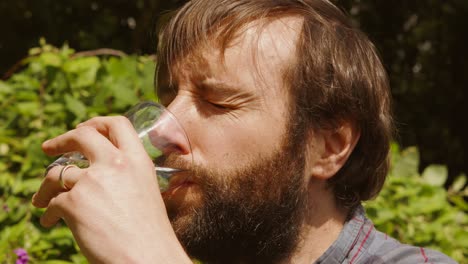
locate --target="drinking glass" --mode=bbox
[46,101,193,192]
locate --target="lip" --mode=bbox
[161,173,195,196]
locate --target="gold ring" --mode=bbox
[59,165,77,190]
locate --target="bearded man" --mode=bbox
[33,0,456,263]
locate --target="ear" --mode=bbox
[308,121,360,180]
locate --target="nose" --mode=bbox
[147,110,191,156]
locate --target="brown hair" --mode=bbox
[157,0,394,209]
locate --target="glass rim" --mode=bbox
[127,100,194,165]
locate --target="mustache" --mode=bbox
[156,154,191,170]
[157,154,206,182]
[158,154,226,190]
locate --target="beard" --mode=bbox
[163,130,308,263]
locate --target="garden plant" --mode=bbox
[0,43,466,263]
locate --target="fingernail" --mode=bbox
[31,193,41,207]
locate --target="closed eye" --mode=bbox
[208,101,229,110]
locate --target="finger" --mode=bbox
[32,165,81,208]
[42,125,118,162]
[78,116,143,153]
[40,195,67,228]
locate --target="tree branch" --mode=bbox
[71,48,128,58]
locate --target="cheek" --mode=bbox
[187,113,287,171]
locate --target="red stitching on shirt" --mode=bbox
[420,247,429,263]
[349,225,373,264]
[346,220,366,257]
[352,217,364,223]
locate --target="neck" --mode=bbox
[287,179,349,264]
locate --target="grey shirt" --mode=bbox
[315,206,457,264]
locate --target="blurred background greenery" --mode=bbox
[0,0,467,263]
[1,0,467,185]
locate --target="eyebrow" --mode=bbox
[158,77,257,104]
[198,79,252,98]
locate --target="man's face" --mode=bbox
[159,18,308,262]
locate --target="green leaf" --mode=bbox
[0,81,13,94]
[454,230,468,248]
[391,146,419,178]
[17,178,42,194]
[63,57,100,88]
[16,102,40,116]
[44,103,65,114]
[449,196,468,211]
[64,95,87,119]
[29,47,42,56]
[70,253,88,264]
[42,261,74,264]
[9,74,41,90]
[451,174,467,192]
[40,52,62,67]
[422,165,448,187]
[112,83,139,108]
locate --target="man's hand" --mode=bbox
[32,116,191,263]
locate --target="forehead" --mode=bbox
[162,16,303,97]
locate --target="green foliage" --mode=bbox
[3,0,468,183]
[0,43,466,263]
[365,144,468,263]
[0,41,156,263]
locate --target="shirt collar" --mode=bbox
[314,205,366,263]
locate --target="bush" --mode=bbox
[365,144,468,263]
[0,43,466,263]
[0,41,156,263]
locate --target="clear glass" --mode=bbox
[46,101,193,192]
